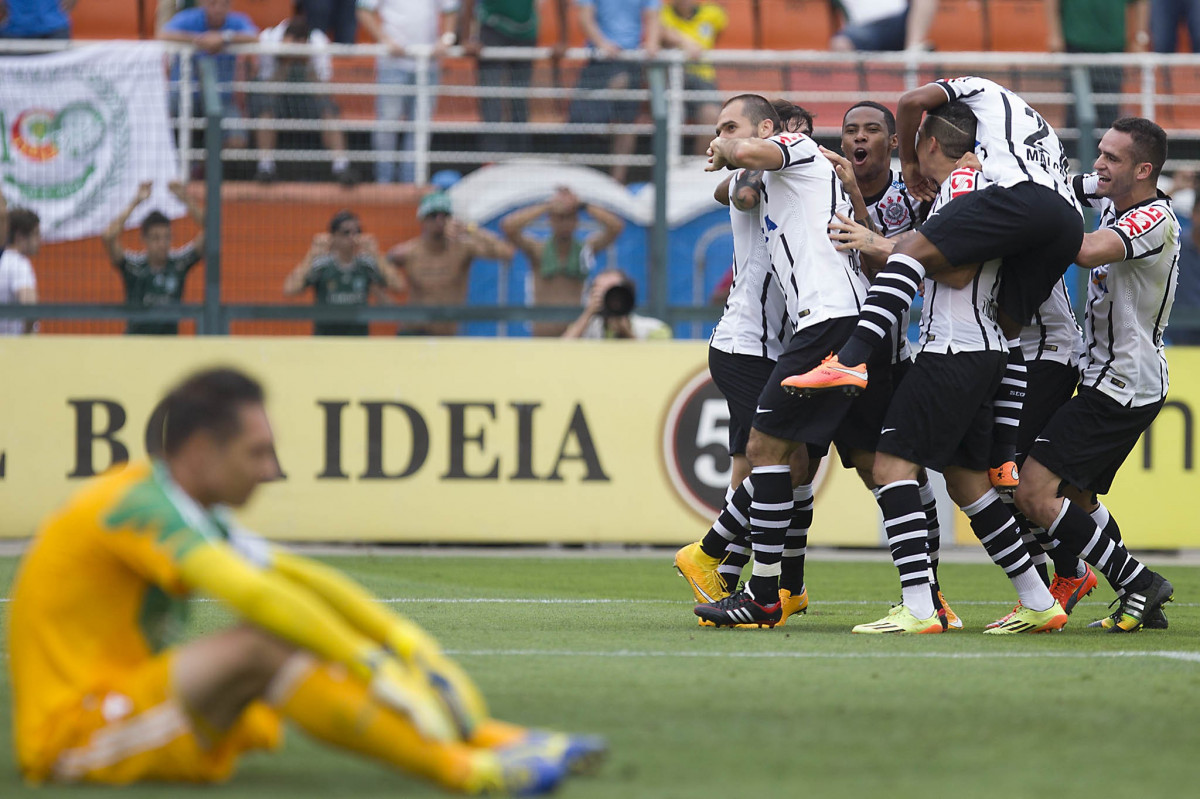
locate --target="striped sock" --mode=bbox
[699,480,751,560]
[878,479,935,620]
[718,540,751,592]
[1048,501,1148,593]
[990,338,1026,467]
[1091,502,1123,545]
[962,489,1053,611]
[780,483,814,594]
[837,253,926,367]
[746,466,792,603]
[1002,494,1050,586]
[918,473,940,587]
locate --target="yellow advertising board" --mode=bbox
[0,338,881,544]
[5,339,1192,547]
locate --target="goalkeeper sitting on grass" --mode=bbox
[8,367,602,794]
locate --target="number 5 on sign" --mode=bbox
[694,399,732,489]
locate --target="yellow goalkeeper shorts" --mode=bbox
[24,650,282,785]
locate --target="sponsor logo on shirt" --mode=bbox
[1117,205,1166,239]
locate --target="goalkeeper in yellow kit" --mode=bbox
[8,367,602,793]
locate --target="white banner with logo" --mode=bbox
[0,43,182,242]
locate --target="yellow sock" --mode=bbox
[265,655,497,792]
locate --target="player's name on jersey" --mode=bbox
[50,398,609,484]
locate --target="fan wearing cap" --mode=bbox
[387,192,515,336]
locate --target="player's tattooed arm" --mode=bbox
[731,169,764,212]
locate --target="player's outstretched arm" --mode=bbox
[1075,228,1127,269]
[178,543,388,680]
[271,550,442,663]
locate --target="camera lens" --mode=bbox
[601,284,635,317]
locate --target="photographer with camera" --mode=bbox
[561,268,671,340]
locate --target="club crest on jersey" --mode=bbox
[1091,265,1110,294]
[880,194,910,229]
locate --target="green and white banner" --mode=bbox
[0,43,181,242]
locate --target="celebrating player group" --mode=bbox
[677,76,1179,636]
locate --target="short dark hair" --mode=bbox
[843,101,896,136]
[161,368,265,456]
[773,100,815,135]
[1110,117,1168,180]
[922,101,977,160]
[7,208,39,244]
[724,94,782,133]
[141,211,171,236]
[284,17,311,40]
[329,209,359,234]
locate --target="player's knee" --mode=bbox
[745,431,789,467]
[228,626,296,680]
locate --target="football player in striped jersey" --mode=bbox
[1015,118,1179,633]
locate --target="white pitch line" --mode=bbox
[1,596,1197,608]
[444,649,1200,663]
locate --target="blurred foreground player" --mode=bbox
[8,367,602,793]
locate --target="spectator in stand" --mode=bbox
[562,268,671,339]
[461,0,569,155]
[305,0,358,43]
[284,210,403,336]
[159,0,259,150]
[500,186,626,336]
[829,0,939,51]
[101,181,205,336]
[0,195,40,336]
[568,0,661,184]
[1046,0,1147,131]
[0,0,74,40]
[386,191,515,335]
[252,7,358,186]
[357,0,459,184]
[1150,0,1200,51]
[660,0,727,155]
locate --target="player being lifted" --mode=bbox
[784,76,1085,496]
[1015,118,1179,633]
[835,102,1066,633]
[8,368,602,793]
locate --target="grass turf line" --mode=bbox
[1,555,1198,798]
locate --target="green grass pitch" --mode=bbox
[2,552,1199,798]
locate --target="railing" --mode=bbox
[2,41,1200,336]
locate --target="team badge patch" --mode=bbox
[880,194,910,231]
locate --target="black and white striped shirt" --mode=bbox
[763,132,867,334]
[935,76,1081,218]
[918,169,1007,354]
[1020,278,1082,367]
[1074,173,1180,407]
[710,171,791,360]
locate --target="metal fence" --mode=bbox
[3,41,1200,337]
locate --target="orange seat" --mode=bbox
[928,0,985,52]
[986,0,1049,52]
[761,0,836,51]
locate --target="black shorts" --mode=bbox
[1028,386,1164,495]
[708,346,777,456]
[752,317,892,453]
[920,182,1084,325]
[1015,360,1080,464]
[877,350,1007,472]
